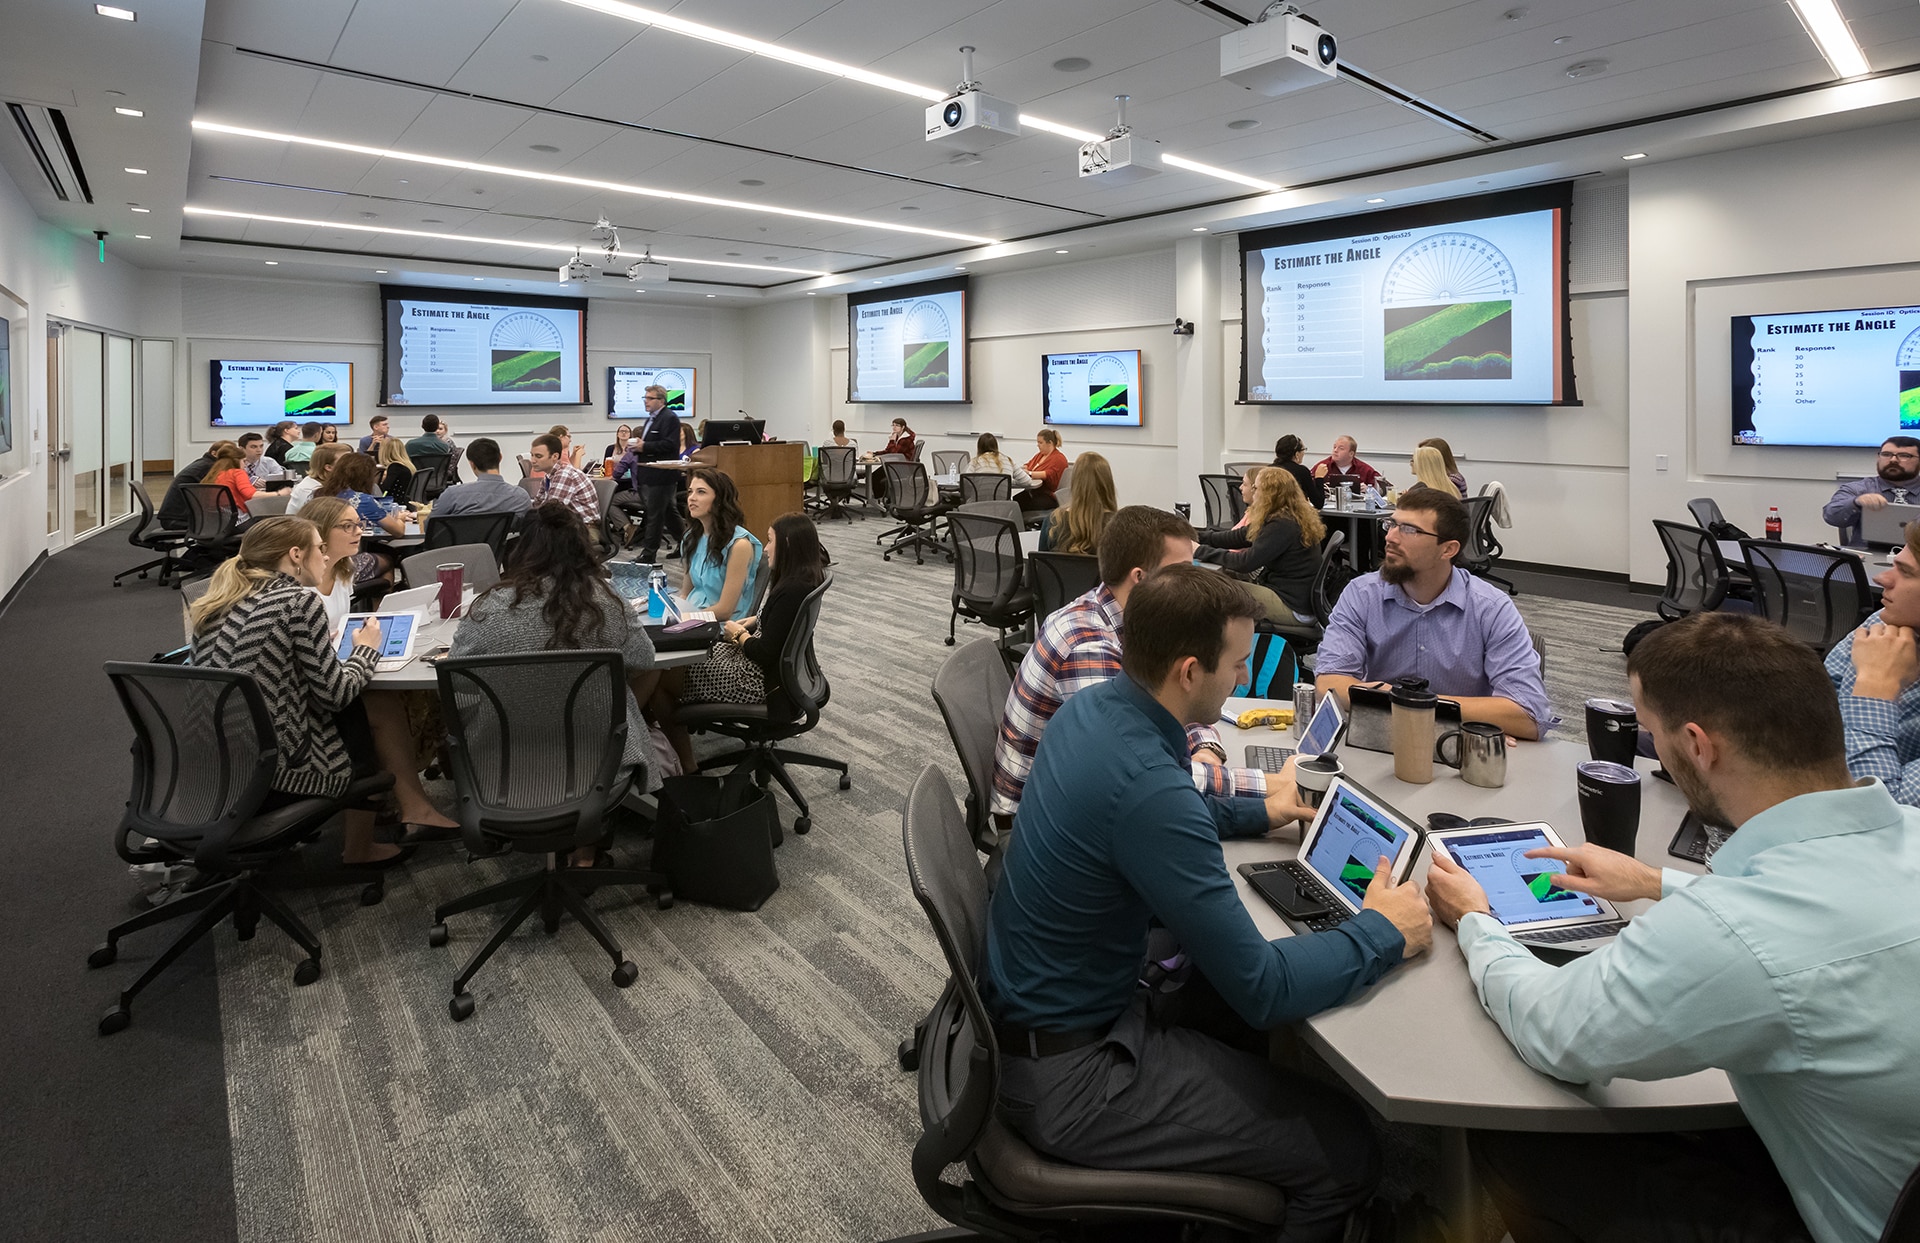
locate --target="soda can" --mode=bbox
[1292,682,1316,738]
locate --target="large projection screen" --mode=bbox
[847,276,969,403]
[381,286,588,407]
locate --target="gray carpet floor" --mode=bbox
[209,513,1645,1243]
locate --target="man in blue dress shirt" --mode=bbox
[1823,436,1920,545]
[1313,487,1552,739]
[1427,612,1920,1243]
[983,565,1432,1243]
[1825,523,1920,805]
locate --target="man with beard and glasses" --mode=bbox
[1427,612,1920,1243]
[1823,435,1920,545]
[1312,486,1551,739]
[1826,521,1920,805]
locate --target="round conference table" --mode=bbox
[368,610,706,690]
[1216,696,1743,1234]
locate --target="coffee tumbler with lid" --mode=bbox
[1390,677,1438,784]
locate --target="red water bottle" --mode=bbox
[1765,506,1782,541]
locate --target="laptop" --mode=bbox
[1237,777,1424,933]
[1243,694,1345,773]
[1859,499,1920,548]
[379,584,440,616]
[1425,822,1627,952]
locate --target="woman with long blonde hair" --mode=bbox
[1195,466,1325,624]
[1417,437,1467,496]
[1409,445,1458,498]
[1039,452,1116,555]
[376,435,417,502]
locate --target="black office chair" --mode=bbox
[423,510,516,565]
[1198,474,1242,528]
[114,480,193,588]
[813,444,861,522]
[1739,539,1874,654]
[407,456,452,505]
[179,484,246,580]
[878,461,950,565]
[1882,1159,1920,1243]
[1264,530,1351,657]
[946,510,1033,647]
[958,472,1013,504]
[931,449,970,476]
[1461,494,1515,594]
[897,766,1287,1239]
[1223,461,1268,478]
[1025,552,1101,629]
[930,637,1012,858]
[429,650,672,1022]
[1687,497,1727,530]
[90,663,397,1035]
[674,576,848,835]
[1651,520,1732,620]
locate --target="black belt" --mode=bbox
[990,1019,1109,1059]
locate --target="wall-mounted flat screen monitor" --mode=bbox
[848,275,968,403]
[210,359,353,426]
[608,366,695,419]
[380,286,587,407]
[1240,184,1576,405]
[1732,304,1920,446]
[0,316,11,454]
[1042,350,1142,426]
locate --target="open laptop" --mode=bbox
[1237,777,1424,934]
[1859,500,1920,548]
[1426,822,1627,952]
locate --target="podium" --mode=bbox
[690,442,805,541]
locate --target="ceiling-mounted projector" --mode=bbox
[1221,10,1338,96]
[625,258,669,284]
[1078,95,1162,184]
[559,253,594,284]
[925,45,1020,152]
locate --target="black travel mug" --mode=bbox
[1585,698,1639,767]
[1576,760,1642,855]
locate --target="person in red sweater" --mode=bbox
[1310,434,1392,491]
[1018,427,1069,513]
[204,440,256,512]
[880,417,917,460]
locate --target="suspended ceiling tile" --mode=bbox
[330,0,520,86]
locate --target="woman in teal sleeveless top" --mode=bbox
[680,466,761,621]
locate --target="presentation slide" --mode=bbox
[1731,305,1920,446]
[1302,788,1412,903]
[608,366,696,419]
[1042,350,1142,426]
[848,277,968,403]
[381,288,586,407]
[210,359,353,426]
[1443,828,1604,927]
[1241,186,1572,405]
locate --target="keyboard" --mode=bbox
[1513,920,1626,945]
[1240,859,1354,932]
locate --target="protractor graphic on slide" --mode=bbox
[489,312,564,352]
[901,300,954,389]
[1896,325,1920,369]
[1510,846,1579,903]
[281,365,339,418]
[902,300,951,345]
[1380,232,1518,306]
[490,312,565,392]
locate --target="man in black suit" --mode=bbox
[618,385,684,561]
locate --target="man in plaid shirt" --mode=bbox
[530,433,599,528]
[1825,529,1920,804]
[992,505,1298,829]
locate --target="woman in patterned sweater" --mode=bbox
[187,516,405,867]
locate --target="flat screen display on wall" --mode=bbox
[210,359,354,426]
[847,276,968,403]
[1239,184,1576,406]
[608,366,696,419]
[381,286,587,407]
[1731,304,1920,446]
[1041,350,1142,426]
[0,316,11,454]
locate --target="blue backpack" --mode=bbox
[1232,632,1296,699]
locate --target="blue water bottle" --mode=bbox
[646,567,667,622]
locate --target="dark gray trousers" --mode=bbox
[994,994,1378,1243]
[634,477,680,562]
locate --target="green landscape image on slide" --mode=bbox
[491,350,563,392]
[1522,871,1581,903]
[284,388,337,418]
[1089,382,1131,418]
[1383,300,1513,381]
[903,341,950,389]
[1902,371,1920,429]
[1338,858,1375,902]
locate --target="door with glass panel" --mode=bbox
[46,321,136,547]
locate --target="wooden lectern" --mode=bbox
[690,442,805,540]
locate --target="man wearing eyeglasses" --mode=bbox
[1823,436,1920,546]
[1313,488,1552,739]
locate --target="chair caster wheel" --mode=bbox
[882,554,892,562]
[897,1037,919,1072]
[654,890,674,910]
[612,960,639,988]
[449,992,475,1022]
[293,958,322,987]
[88,943,117,969]
[359,880,384,907]
[793,816,812,835]
[428,922,449,948]
[838,774,851,791]
[944,637,955,646]
[99,1005,132,1036]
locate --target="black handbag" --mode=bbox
[651,766,781,911]
[646,619,724,651]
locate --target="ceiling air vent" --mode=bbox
[7,102,94,203]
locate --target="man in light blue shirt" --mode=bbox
[1824,530,1920,805]
[427,438,529,519]
[1428,612,1920,1243]
[1314,488,1552,739]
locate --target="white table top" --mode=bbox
[368,612,706,690]
[1219,697,1742,1132]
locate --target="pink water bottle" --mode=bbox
[1765,507,1782,541]
[435,563,464,620]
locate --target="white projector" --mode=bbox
[558,258,594,284]
[625,260,669,284]
[925,89,1021,151]
[1078,134,1163,183]
[1221,14,1338,97]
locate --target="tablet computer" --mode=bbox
[1345,684,1463,760]
[1426,823,1627,952]
[336,612,421,665]
[1237,776,1424,933]
[1241,694,1346,772]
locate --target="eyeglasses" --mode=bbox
[1880,450,1920,461]
[1381,520,1439,539]
[332,520,361,532]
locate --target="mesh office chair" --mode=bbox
[407,457,452,505]
[946,510,1033,647]
[114,480,193,588]
[400,544,500,596]
[1461,494,1515,594]
[180,484,246,580]
[1198,474,1242,528]
[1052,462,1076,512]
[1223,461,1268,478]
[423,510,516,565]
[673,576,847,834]
[91,663,397,1035]
[878,461,950,564]
[1739,539,1874,654]
[430,650,672,1022]
[898,766,1287,1238]
[1025,552,1101,630]
[1651,520,1732,620]
[929,638,1013,858]
[932,449,970,477]
[1262,530,1351,658]
[958,472,1013,504]
[813,445,861,522]
[1687,498,1727,530]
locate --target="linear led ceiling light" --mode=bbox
[190,120,997,245]
[1787,0,1870,78]
[181,206,831,274]
[555,0,1282,193]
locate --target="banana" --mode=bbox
[1234,707,1295,730]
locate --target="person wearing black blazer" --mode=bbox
[620,385,684,562]
[1271,433,1327,510]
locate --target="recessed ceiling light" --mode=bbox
[421,218,442,224]
[263,260,279,265]
[725,251,741,256]
[96,5,136,20]
[1502,6,1529,19]
[1621,151,1647,160]
[114,106,143,117]
[738,178,765,187]
[1051,57,1091,72]
[133,233,150,239]
[1055,249,1069,254]
[375,269,388,273]
[954,265,967,271]
[1366,197,1386,203]
[124,167,147,174]
[531,53,549,62]
[529,144,560,153]
[1191,226,1208,232]
[806,292,816,296]
[130,205,149,212]
[1564,58,1608,78]
[1551,35,1572,45]
[1787,0,1870,77]
[474,276,484,280]
[872,279,884,284]
[706,293,716,297]
[179,207,833,274]
[193,120,1000,244]
[1226,118,1260,131]
[900,205,920,211]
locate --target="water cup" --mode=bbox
[435,563,463,621]
[1585,698,1639,766]
[1293,755,1344,810]
[1438,721,1507,788]
[1576,760,1642,855]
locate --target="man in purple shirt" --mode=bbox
[1313,489,1552,739]
[1823,436,1920,545]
